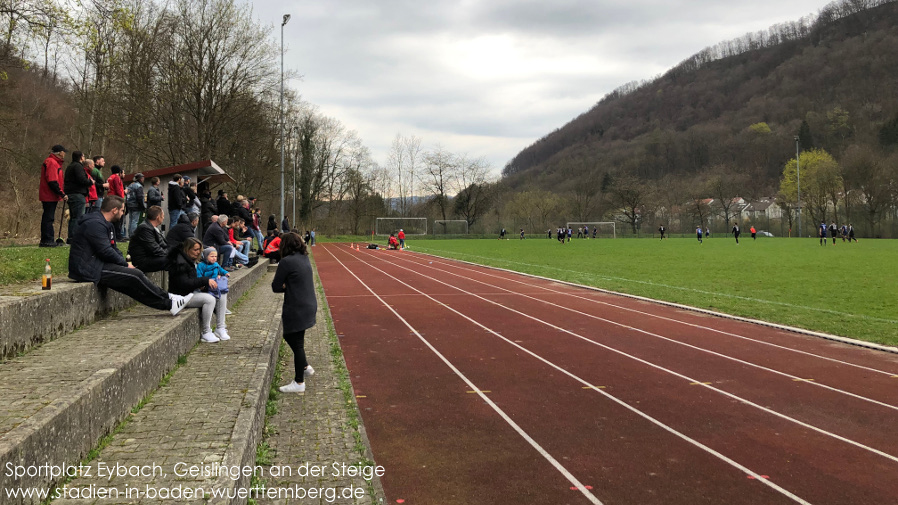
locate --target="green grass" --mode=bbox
[0,243,129,285]
[407,237,898,347]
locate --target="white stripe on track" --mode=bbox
[322,247,605,505]
[355,248,898,466]
[411,254,898,377]
[413,248,898,324]
[328,246,813,505]
[382,253,898,412]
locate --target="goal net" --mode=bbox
[565,222,616,239]
[432,220,468,235]
[375,217,427,236]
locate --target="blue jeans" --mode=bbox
[169,209,182,233]
[248,228,264,249]
[67,194,86,240]
[217,244,234,267]
[127,209,142,238]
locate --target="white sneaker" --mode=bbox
[225,309,232,315]
[201,332,220,343]
[169,293,194,316]
[215,329,231,341]
[303,365,315,377]
[279,381,305,393]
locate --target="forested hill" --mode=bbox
[502,0,898,193]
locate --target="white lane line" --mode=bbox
[330,246,813,505]
[382,254,898,413]
[322,247,605,505]
[413,247,898,324]
[357,248,898,466]
[405,253,898,377]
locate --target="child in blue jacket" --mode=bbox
[197,247,231,334]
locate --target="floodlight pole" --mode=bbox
[795,135,801,239]
[280,13,291,226]
[292,125,298,228]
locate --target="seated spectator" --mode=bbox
[128,205,169,273]
[167,212,199,252]
[203,214,234,268]
[227,218,251,265]
[167,238,227,343]
[68,195,192,315]
[264,229,282,263]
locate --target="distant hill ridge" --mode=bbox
[502,0,898,190]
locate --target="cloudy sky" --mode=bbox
[253,0,829,175]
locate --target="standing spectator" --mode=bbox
[38,145,68,247]
[128,205,169,273]
[216,190,232,218]
[106,165,126,239]
[167,174,187,231]
[167,238,225,343]
[750,225,757,241]
[199,190,217,236]
[696,226,703,243]
[68,195,192,315]
[183,177,201,216]
[64,151,90,243]
[267,214,278,234]
[92,155,107,211]
[83,159,98,213]
[272,233,317,393]
[398,228,406,249]
[242,202,263,250]
[146,177,164,208]
[310,229,316,246]
[732,223,740,244]
[281,216,290,233]
[125,173,146,239]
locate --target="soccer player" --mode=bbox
[658,224,666,240]
[732,224,740,244]
[819,221,827,246]
[696,226,703,243]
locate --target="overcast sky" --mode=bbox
[253,0,829,176]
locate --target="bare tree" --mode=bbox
[607,175,650,234]
[422,144,457,221]
[453,155,493,226]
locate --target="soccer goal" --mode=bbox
[566,221,616,239]
[432,220,468,235]
[375,217,427,236]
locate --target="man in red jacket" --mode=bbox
[38,145,68,247]
[397,229,406,249]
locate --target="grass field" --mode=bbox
[406,236,898,347]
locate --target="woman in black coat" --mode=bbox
[168,237,228,343]
[272,232,317,393]
[266,214,278,233]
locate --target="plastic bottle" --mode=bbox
[42,258,52,290]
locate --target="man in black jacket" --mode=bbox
[167,174,187,232]
[69,196,192,315]
[167,212,199,253]
[125,173,146,239]
[63,151,90,243]
[216,190,232,218]
[202,215,234,268]
[128,205,169,272]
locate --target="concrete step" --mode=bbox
[0,262,267,505]
[51,271,282,505]
[0,272,164,360]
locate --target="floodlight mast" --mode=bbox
[795,135,801,238]
[280,13,291,226]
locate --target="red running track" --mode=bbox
[314,243,898,505]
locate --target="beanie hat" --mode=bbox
[51,144,66,153]
[202,247,217,262]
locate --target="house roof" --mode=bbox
[122,160,235,186]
